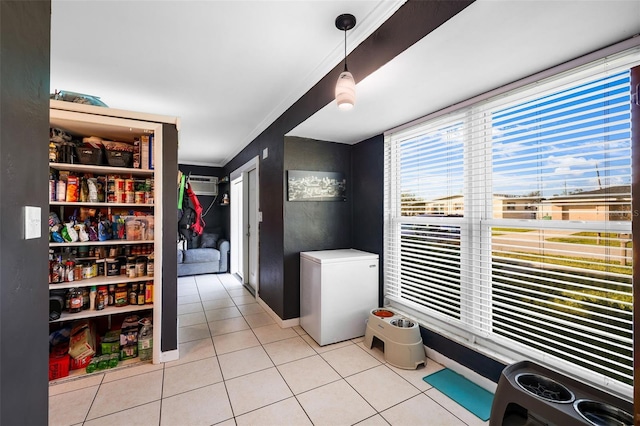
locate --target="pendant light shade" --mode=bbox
[335,70,356,110]
[335,14,356,110]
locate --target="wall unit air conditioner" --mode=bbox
[189,175,218,196]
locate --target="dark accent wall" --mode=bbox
[0,1,51,424]
[178,163,226,236]
[161,123,179,352]
[283,137,353,319]
[351,135,385,306]
[223,1,474,320]
[223,128,284,318]
[420,328,506,382]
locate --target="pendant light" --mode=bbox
[335,13,356,110]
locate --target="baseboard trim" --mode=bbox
[256,296,300,329]
[160,349,179,363]
[425,346,498,393]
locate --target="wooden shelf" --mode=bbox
[49,274,153,290]
[50,201,153,208]
[49,357,151,384]
[50,303,153,323]
[49,240,154,247]
[49,162,154,176]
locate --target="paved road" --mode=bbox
[491,229,631,266]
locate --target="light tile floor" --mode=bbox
[49,273,490,426]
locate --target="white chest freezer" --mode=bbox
[300,249,379,346]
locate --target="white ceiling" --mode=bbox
[51,1,640,167]
[50,0,404,166]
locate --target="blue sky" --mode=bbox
[399,70,631,203]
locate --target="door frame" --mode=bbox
[230,155,260,294]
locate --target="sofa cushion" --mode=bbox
[200,233,219,248]
[177,249,184,264]
[182,248,220,264]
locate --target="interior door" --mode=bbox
[247,168,258,293]
[230,177,243,279]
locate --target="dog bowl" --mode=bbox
[390,318,415,328]
[515,373,575,403]
[372,309,395,318]
[573,399,632,426]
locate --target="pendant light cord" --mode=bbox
[343,28,348,72]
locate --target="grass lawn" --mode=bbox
[547,232,632,248]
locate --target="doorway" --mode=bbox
[230,156,260,295]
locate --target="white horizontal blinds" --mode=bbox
[384,57,635,389]
[398,221,462,319]
[398,119,465,217]
[490,71,632,220]
[385,116,466,321]
[490,226,633,384]
[488,70,633,385]
[384,135,401,301]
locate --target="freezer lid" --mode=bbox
[300,249,379,264]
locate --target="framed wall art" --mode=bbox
[287,170,346,201]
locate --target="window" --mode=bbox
[384,50,639,395]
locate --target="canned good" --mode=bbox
[124,179,134,192]
[114,178,125,191]
[134,191,145,204]
[82,264,91,279]
[125,191,134,204]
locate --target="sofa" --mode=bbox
[177,232,229,276]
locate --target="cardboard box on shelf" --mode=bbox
[70,354,93,371]
[69,320,96,360]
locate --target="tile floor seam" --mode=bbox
[164,353,218,369]
[289,394,318,426]
[422,388,474,426]
[156,362,165,426]
[340,374,384,420]
[80,375,104,425]
[217,361,274,382]
[379,362,427,393]
[231,392,297,422]
[284,375,343,397]
[83,399,163,426]
[48,374,105,396]
[159,377,225,402]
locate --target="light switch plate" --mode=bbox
[258,211,263,222]
[24,206,41,239]
[263,147,268,159]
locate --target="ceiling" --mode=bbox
[50,1,640,167]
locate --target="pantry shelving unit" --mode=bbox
[48,100,180,379]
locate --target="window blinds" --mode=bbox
[384,53,638,390]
